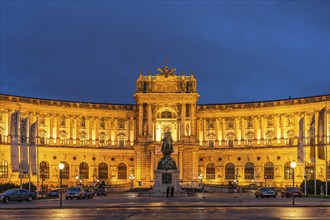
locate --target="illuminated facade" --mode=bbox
[0,63,329,190]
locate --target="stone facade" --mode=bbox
[0,63,329,190]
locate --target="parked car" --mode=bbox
[96,187,108,196]
[46,189,59,198]
[268,187,283,196]
[65,187,85,200]
[255,187,276,198]
[0,189,37,203]
[84,189,94,199]
[282,187,303,198]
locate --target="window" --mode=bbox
[226,119,234,130]
[244,162,254,179]
[225,163,235,179]
[118,121,125,129]
[98,162,108,180]
[206,163,215,179]
[284,162,293,179]
[40,161,50,179]
[100,118,105,129]
[264,162,274,179]
[305,162,315,180]
[267,116,273,127]
[60,117,66,127]
[208,140,214,147]
[207,121,214,130]
[81,117,86,128]
[99,133,106,146]
[62,161,70,179]
[226,133,234,148]
[79,162,89,179]
[247,117,253,129]
[119,140,125,147]
[118,163,127,179]
[40,118,46,126]
[0,159,8,178]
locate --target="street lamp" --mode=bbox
[290,161,297,205]
[58,162,65,208]
[129,173,135,190]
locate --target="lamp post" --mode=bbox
[129,173,135,190]
[290,161,297,205]
[75,176,79,187]
[58,162,65,208]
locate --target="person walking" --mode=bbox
[170,186,175,197]
[166,186,170,198]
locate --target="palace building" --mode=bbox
[0,63,329,190]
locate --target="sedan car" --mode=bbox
[282,187,303,198]
[46,189,59,198]
[65,187,85,200]
[255,187,277,198]
[0,189,37,203]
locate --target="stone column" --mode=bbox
[280,114,285,145]
[76,117,80,146]
[95,117,99,146]
[138,104,143,137]
[69,116,73,145]
[107,118,112,145]
[190,104,196,139]
[260,115,265,146]
[274,115,278,145]
[221,118,226,147]
[88,117,93,146]
[7,110,11,143]
[56,115,60,144]
[147,104,152,137]
[114,118,118,146]
[241,117,245,146]
[181,104,186,139]
[215,118,219,146]
[203,119,207,146]
[49,115,54,145]
[294,113,299,145]
[127,118,131,146]
[234,117,239,147]
[254,116,258,146]
[179,150,183,179]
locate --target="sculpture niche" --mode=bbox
[157,131,177,170]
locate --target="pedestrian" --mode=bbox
[166,186,170,198]
[170,186,175,197]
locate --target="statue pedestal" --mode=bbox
[150,169,185,196]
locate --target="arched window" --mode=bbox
[118,163,127,179]
[225,163,235,179]
[284,162,293,179]
[226,133,235,148]
[264,162,274,179]
[40,161,49,179]
[117,133,126,148]
[206,163,215,179]
[0,159,8,178]
[62,161,69,179]
[79,162,89,179]
[98,162,108,180]
[244,162,254,179]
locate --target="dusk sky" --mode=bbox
[0,0,329,104]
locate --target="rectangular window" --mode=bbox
[209,140,214,147]
[118,121,125,129]
[119,140,125,147]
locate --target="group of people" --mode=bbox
[166,186,175,198]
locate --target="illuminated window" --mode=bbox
[206,163,215,179]
[100,118,105,129]
[40,161,50,179]
[60,117,66,127]
[81,117,86,128]
[118,163,127,179]
[62,161,69,179]
[0,159,8,178]
[264,162,274,179]
[79,162,89,179]
[98,162,108,180]
[225,163,235,179]
[305,162,315,180]
[284,162,293,179]
[118,121,125,129]
[244,162,254,179]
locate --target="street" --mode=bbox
[0,192,329,219]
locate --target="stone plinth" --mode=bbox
[150,169,185,196]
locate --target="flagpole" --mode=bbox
[27,114,31,191]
